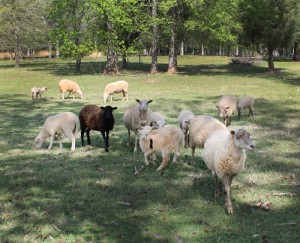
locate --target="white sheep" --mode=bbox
[188,115,227,164]
[31,87,47,99]
[202,128,254,214]
[149,111,166,128]
[216,94,237,126]
[139,125,183,171]
[34,112,80,152]
[58,79,83,99]
[103,80,129,103]
[178,109,195,148]
[123,99,153,152]
[237,95,254,120]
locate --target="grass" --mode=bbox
[0,55,299,242]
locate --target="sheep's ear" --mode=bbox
[148,100,153,104]
[113,107,118,110]
[216,105,219,109]
[230,130,235,136]
[136,99,141,103]
[100,106,105,110]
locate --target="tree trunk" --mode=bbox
[293,41,298,61]
[104,21,120,75]
[14,29,20,68]
[122,53,127,68]
[150,0,158,74]
[75,58,81,72]
[167,9,177,74]
[180,42,184,56]
[201,44,205,56]
[267,46,275,72]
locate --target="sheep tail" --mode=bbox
[150,138,153,149]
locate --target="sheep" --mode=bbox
[31,87,47,99]
[139,125,184,171]
[216,94,237,126]
[103,80,129,103]
[123,99,153,152]
[202,128,254,214]
[237,95,254,120]
[34,112,79,152]
[188,115,227,164]
[59,79,83,99]
[178,109,195,148]
[149,111,166,128]
[79,105,117,152]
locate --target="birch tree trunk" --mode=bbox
[150,0,159,74]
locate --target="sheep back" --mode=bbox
[189,115,227,148]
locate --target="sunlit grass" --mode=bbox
[0,56,299,242]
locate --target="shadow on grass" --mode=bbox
[0,94,299,242]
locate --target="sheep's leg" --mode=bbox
[156,152,170,171]
[59,140,63,149]
[127,129,131,147]
[144,151,153,165]
[70,135,76,152]
[48,136,54,149]
[81,130,85,146]
[86,128,91,145]
[215,174,220,198]
[61,92,64,100]
[172,143,180,163]
[133,130,139,152]
[249,107,254,117]
[101,131,109,152]
[237,110,241,120]
[191,146,196,164]
[223,177,233,214]
[110,95,113,102]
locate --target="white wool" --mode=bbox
[178,109,195,148]
[59,79,83,99]
[34,112,79,152]
[149,111,166,128]
[216,94,237,126]
[103,80,129,103]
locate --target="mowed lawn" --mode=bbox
[0,56,299,242]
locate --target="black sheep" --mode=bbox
[79,105,117,152]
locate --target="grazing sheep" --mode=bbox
[237,95,254,120]
[216,94,237,126]
[139,125,183,171]
[123,99,153,152]
[31,87,47,99]
[79,105,117,152]
[103,80,129,103]
[34,112,79,152]
[202,128,254,214]
[188,115,227,164]
[59,79,83,99]
[178,109,195,148]
[149,111,166,128]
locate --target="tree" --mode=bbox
[239,0,298,71]
[0,0,50,67]
[49,0,96,72]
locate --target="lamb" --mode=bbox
[59,79,83,99]
[202,128,254,214]
[79,105,117,152]
[123,99,153,152]
[139,125,184,171]
[149,111,166,128]
[237,95,254,120]
[34,112,79,152]
[31,87,47,99]
[178,109,195,148]
[188,115,227,164]
[216,94,237,126]
[103,80,129,103]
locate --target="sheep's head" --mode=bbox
[138,128,152,142]
[216,105,232,118]
[231,128,254,151]
[136,99,153,126]
[34,137,44,148]
[100,106,118,120]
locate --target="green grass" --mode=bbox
[0,55,299,242]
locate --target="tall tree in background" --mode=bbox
[49,0,96,72]
[0,0,50,67]
[150,0,159,73]
[239,0,298,71]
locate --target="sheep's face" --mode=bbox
[138,129,150,142]
[232,129,254,151]
[136,99,153,125]
[77,90,83,99]
[100,106,118,120]
[34,137,43,148]
[216,105,232,118]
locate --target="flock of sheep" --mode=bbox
[32,79,255,214]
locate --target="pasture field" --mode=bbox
[0,56,299,242]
